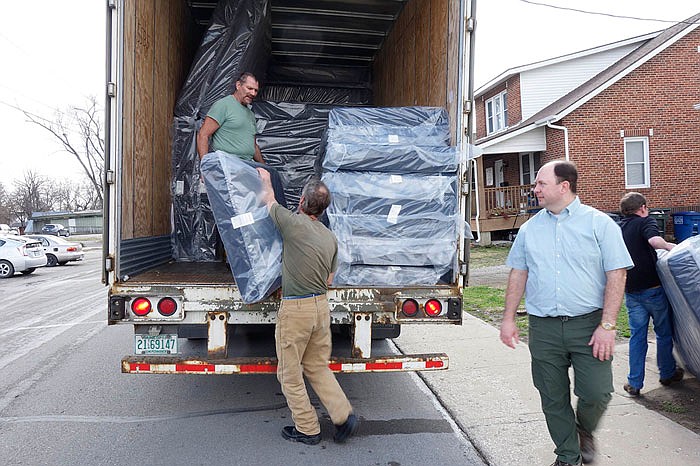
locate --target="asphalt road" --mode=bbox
[0,246,486,466]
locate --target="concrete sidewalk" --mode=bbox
[394,313,700,466]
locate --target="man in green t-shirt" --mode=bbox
[257,167,359,446]
[197,72,286,205]
[197,72,263,162]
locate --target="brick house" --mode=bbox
[472,13,700,244]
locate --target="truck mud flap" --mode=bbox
[121,353,448,375]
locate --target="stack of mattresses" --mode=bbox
[657,236,700,378]
[320,107,462,286]
[200,152,282,303]
[252,102,333,210]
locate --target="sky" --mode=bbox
[0,1,698,187]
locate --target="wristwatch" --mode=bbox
[600,322,617,331]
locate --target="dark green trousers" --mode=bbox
[529,310,613,465]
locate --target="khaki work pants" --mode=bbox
[275,294,353,435]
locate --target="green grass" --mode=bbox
[466,245,631,340]
[463,285,529,339]
[468,245,511,268]
[661,401,688,414]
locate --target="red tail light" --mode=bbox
[425,299,442,317]
[66,247,78,252]
[401,299,419,317]
[158,297,178,316]
[131,298,152,316]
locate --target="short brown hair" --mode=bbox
[553,161,578,193]
[300,179,331,217]
[620,192,646,216]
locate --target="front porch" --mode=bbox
[469,153,541,244]
[470,184,539,244]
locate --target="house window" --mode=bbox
[624,137,650,188]
[519,152,540,185]
[486,91,507,134]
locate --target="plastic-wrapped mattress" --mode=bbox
[326,107,450,146]
[321,106,461,286]
[323,172,458,217]
[200,151,282,303]
[339,236,456,266]
[656,236,700,378]
[323,143,460,173]
[334,264,448,287]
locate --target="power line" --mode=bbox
[519,0,699,24]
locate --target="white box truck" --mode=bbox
[105,0,476,374]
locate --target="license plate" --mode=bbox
[135,334,178,355]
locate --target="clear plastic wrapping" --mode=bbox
[334,265,449,287]
[340,236,457,266]
[200,151,282,303]
[323,143,460,174]
[326,106,450,146]
[323,172,459,217]
[323,172,459,272]
[656,236,700,378]
[320,106,462,287]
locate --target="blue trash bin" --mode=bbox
[672,211,700,242]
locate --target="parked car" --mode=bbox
[0,223,19,235]
[0,235,47,278]
[41,223,70,237]
[24,234,85,266]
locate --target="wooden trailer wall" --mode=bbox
[373,0,462,143]
[120,0,198,240]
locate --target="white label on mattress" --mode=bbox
[387,204,402,224]
[388,134,399,143]
[389,266,401,271]
[175,180,184,195]
[231,212,255,229]
[390,175,403,184]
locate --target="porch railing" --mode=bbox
[481,184,537,217]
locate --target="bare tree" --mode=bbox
[45,178,101,212]
[18,96,104,207]
[9,170,52,225]
[0,182,11,223]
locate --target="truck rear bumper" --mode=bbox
[122,353,448,374]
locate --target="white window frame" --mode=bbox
[519,152,536,185]
[485,91,507,135]
[624,137,650,188]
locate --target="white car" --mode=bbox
[24,234,85,267]
[0,235,47,278]
[0,223,19,235]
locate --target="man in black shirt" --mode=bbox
[618,192,683,396]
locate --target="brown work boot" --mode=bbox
[578,428,596,464]
[623,383,640,397]
[660,367,684,386]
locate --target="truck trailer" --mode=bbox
[105,0,476,375]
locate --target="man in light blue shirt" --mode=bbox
[500,161,633,466]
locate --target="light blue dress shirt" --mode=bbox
[507,197,634,317]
